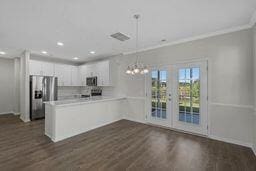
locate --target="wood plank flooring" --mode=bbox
[0,114,255,171]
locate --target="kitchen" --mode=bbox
[29,57,126,141]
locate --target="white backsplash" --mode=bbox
[58,86,82,100]
[57,86,116,100]
[101,87,115,97]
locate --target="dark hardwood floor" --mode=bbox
[0,114,255,171]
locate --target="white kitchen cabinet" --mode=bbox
[86,64,97,77]
[97,60,110,86]
[29,60,42,75]
[29,60,54,76]
[29,59,116,87]
[71,66,81,86]
[79,59,116,87]
[41,61,55,76]
[79,65,88,86]
[54,64,71,86]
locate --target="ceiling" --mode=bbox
[0,0,255,62]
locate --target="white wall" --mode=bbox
[0,58,14,114]
[114,28,254,146]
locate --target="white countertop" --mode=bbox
[44,96,126,107]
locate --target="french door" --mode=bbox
[147,61,208,135]
[172,61,208,135]
[147,68,171,127]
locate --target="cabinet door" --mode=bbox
[41,62,55,76]
[71,66,81,86]
[62,65,72,86]
[55,64,72,86]
[79,65,88,86]
[98,60,110,86]
[86,64,94,77]
[29,60,42,75]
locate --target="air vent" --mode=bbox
[110,32,130,41]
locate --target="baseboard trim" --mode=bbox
[0,112,14,115]
[123,117,146,124]
[252,144,256,156]
[13,112,20,115]
[19,115,30,122]
[0,112,20,116]
[209,135,253,148]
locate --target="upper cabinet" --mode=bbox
[80,60,116,87]
[96,60,110,86]
[71,66,81,86]
[54,64,71,86]
[29,60,54,76]
[29,59,116,87]
[54,64,82,86]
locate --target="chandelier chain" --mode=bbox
[135,14,139,64]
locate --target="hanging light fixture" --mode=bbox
[126,14,149,75]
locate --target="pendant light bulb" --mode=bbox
[126,67,132,74]
[143,67,149,74]
[134,68,140,74]
[133,65,140,74]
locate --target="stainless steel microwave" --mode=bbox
[86,76,97,86]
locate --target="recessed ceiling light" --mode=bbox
[57,42,64,46]
[90,51,95,54]
[41,51,47,54]
[0,51,6,55]
[73,57,79,60]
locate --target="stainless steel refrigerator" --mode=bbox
[30,76,58,120]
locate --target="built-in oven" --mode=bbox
[86,76,97,86]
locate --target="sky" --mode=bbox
[151,68,200,81]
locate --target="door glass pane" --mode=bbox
[185,69,190,79]
[152,99,156,117]
[152,71,158,79]
[179,69,186,80]
[151,70,167,119]
[178,67,200,125]
[179,80,186,122]
[192,68,200,80]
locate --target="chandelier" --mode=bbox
[126,14,149,75]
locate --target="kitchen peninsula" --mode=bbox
[45,97,126,142]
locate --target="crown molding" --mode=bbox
[123,24,252,56]
[123,10,256,56]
